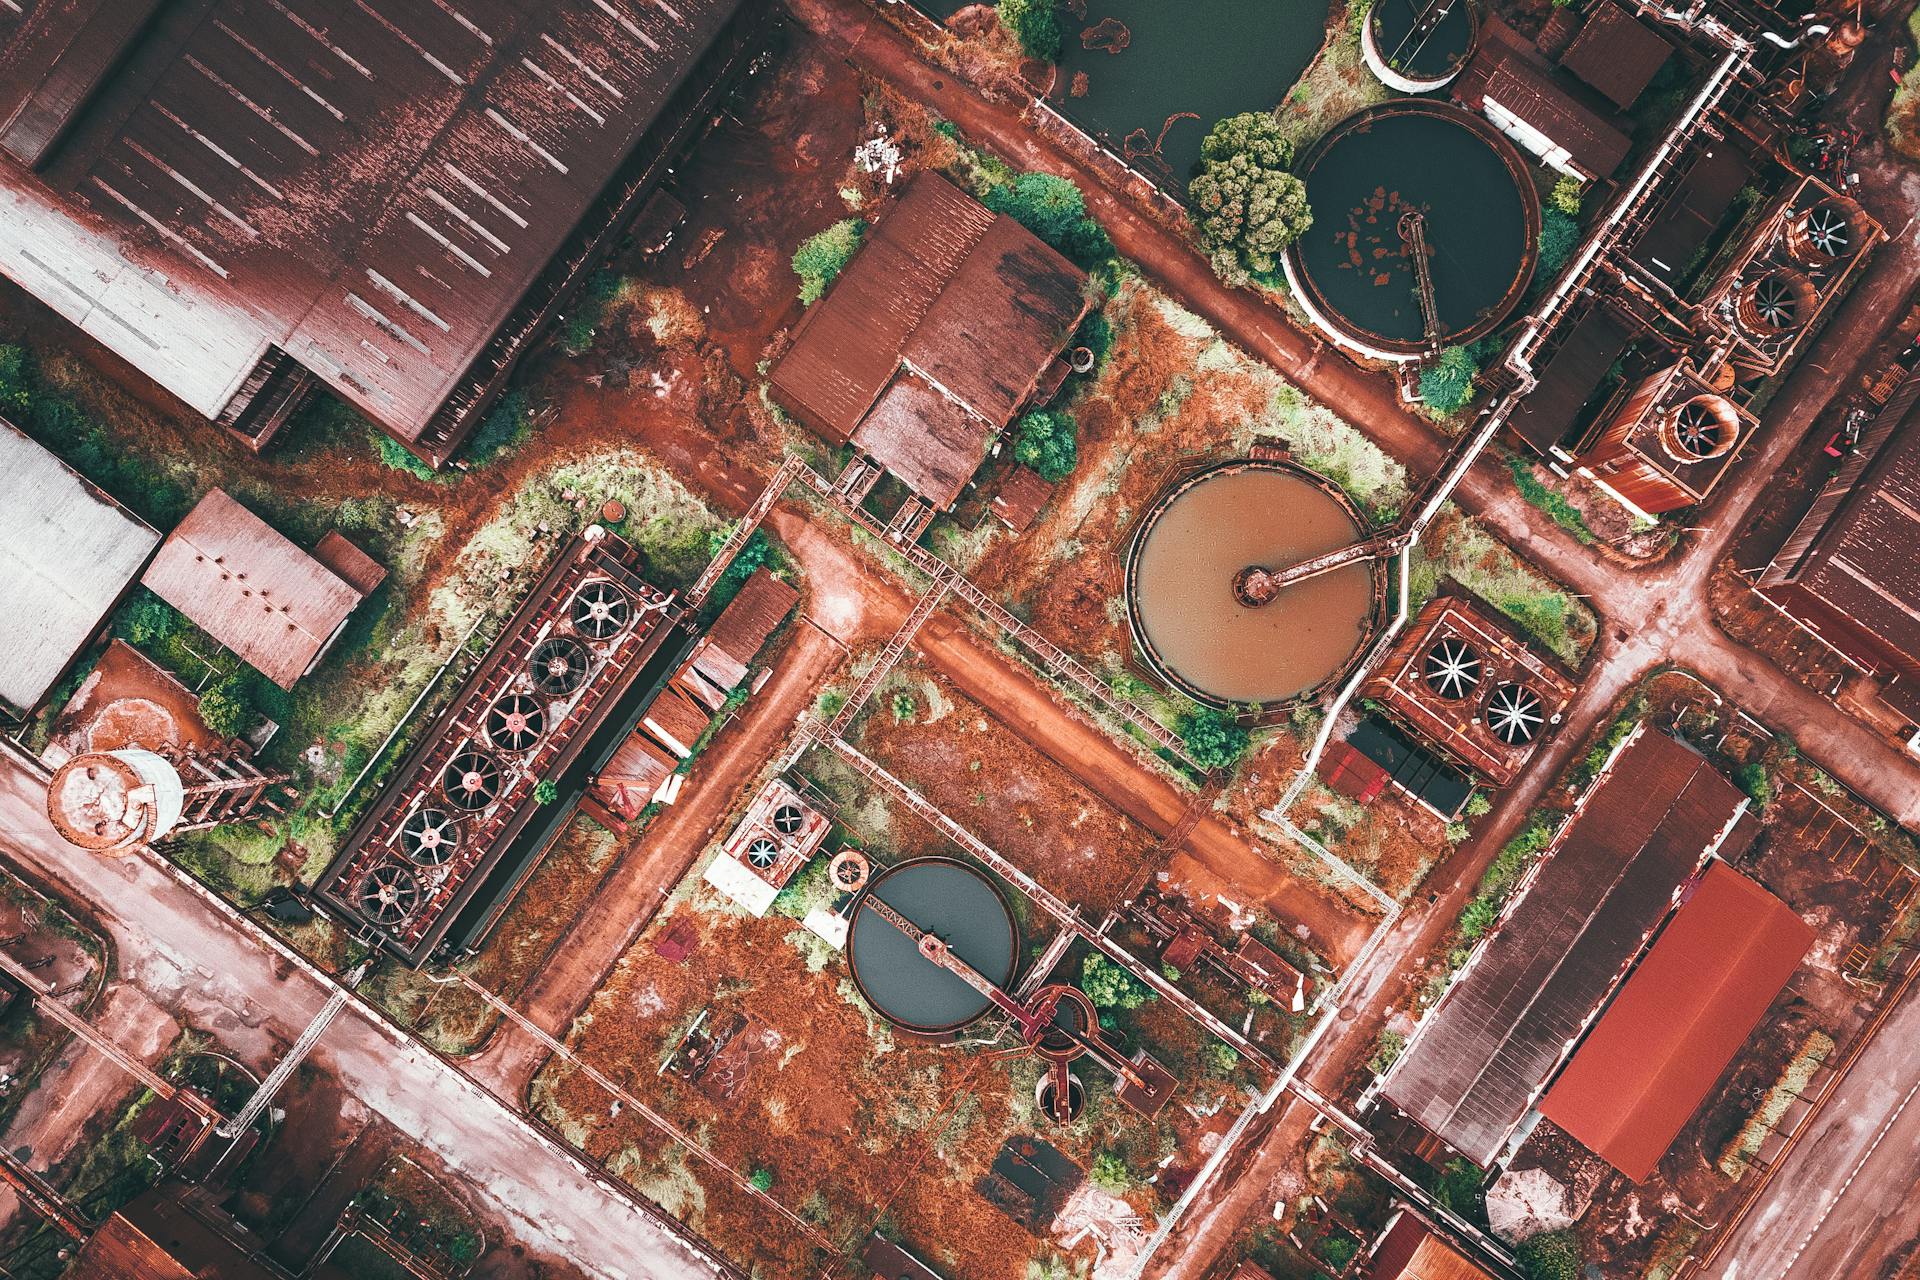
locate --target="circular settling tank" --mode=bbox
[1126,462,1380,706]
[1364,0,1478,91]
[1286,100,1539,359]
[847,858,1018,1034]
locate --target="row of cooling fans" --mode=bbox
[353,579,639,928]
[1421,637,1548,747]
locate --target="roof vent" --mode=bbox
[443,750,503,811]
[1785,201,1854,267]
[1484,683,1545,746]
[1659,394,1740,464]
[1735,268,1818,337]
[485,694,546,752]
[1423,636,1482,700]
[399,807,460,866]
[358,864,421,925]
[745,836,781,870]
[530,636,591,696]
[571,580,632,639]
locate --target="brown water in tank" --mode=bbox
[1132,468,1374,704]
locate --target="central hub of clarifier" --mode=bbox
[1233,565,1282,607]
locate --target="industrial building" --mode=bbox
[315,529,682,965]
[1540,860,1810,1181]
[140,489,382,691]
[769,172,1092,524]
[0,416,159,720]
[1758,365,1920,734]
[0,0,770,465]
[1363,1210,1496,1280]
[1379,727,1754,1168]
[66,1184,349,1280]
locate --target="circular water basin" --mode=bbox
[847,858,1018,1034]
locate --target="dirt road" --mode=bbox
[0,743,733,1280]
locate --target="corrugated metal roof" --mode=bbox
[1557,1,1673,111]
[1541,861,1810,1182]
[1381,729,1746,1166]
[1503,302,1633,454]
[768,172,1088,505]
[0,0,747,444]
[140,488,364,690]
[1367,1212,1496,1280]
[0,417,160,717]
[700,567,796,674]
[1453,20,1631,178]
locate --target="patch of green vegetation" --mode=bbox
[1430,1158,1487,1226]
[998,0,1062,61]
[1734,760,1774,808]
[793,218,869,305]
[1410,515,1595,663]
[1887,10,1920,162]
[1315,1234,1359,1270]
[748,1166,776,1192]
[1538,208,1580,278]
[1013,409,1078,481]
[1516,1230,1582,1280]
[1190,113,1311,286]
[465,389,532,466]
[561,270,624,355]
[1419,346,1479,416]
[1088,1151,1132,1193]
[1507,455,1595,544]
[984,172,1112,269]
[1367,1028,1406,1075]
[1082,953,1156,1012]
[371,431,446,482]
[1261,383,1411,524]
[1177,706,1251,771]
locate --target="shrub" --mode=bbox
[1734,761,1773,808]
[1315,1235,1359,1269]
[1432,1158,1486,1220]
[1178,706,1251,771]
[1204,1040,1240,1073]
[1457,896,1498,940]
[1199,112,1295,171]
[1419,346,1480,415]
[984,173,1111,267]
[0,344,30,416]
[1548,175,1584,217]
[792,218,868,305]
[998,0,1063,62]
[748,1166,775,1192]
[1087,1152,1131,1193]
[116,594,185,648]
[1082,954,1155,1010]
[1538,208,1580,277]
[466,389,531,465]
[1465,792,1492,818]
[1013,409,1077,481]
[371,431,442,482]
[702,526,778,611]
[1368,1029,1406,1075]
[533,779,560,806]
[1508,454,1595,543]
[1517,1230,1581,1280]
[1074,311,1114,369]
[198,674,253,740]
[1190,115,1311,286]
[891,690,918,722]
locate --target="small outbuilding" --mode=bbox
[140,489,376,690]
[1364,1209,1496,1280]
[0,418,160,719]
[1556,1,1673,111]
[769,172,1091,511]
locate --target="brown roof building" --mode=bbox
[1556,1,1673,110]
[1452,18,1632,180]
[1365,1211,1496,1280]
[67,1186,349,1280]
[140,489,375,690]
[678,567,798,706]
[1381,728,1754,1167]
[769,173,1091,510]
[1758,367,1920,722]
[0,0,769,464]
[1541,861,1811,1182]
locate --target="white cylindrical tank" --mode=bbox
[46,749,187,853]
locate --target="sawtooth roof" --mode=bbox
[1541,860,1811,1181]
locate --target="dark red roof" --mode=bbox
[1452,19,1631,179]
[991,465,1056,532]
[768,172,1089,506]
[697,568,797,680]
[0,0,750,454]
[1557,1,1673,110]
[1542,861,1811,1181]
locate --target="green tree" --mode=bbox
[1013,410,1077,481]
[792,218,868,305]
[1539,208,1580,277]
[1087,1151,1131,1193]
[1190,114,1311,285]
[533,779,560,806]
[1315,1235,1359,1269]
[1419,346,1480,416]
[116,593,184,648]
[1735,761,1773,808]
[0,344,31,416]
[1517,1230,1581,1280]
[198,673,253,740]
[1457,896,1498,940]
[1082,954,1155,1010]
[1177,706,1251,771]
[984,173,1112,267]
[1548,175,1584,217]
[748,1166,775,1192]
[998,0,1062,62]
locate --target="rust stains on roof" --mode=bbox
[1381,729,1748,1167]
[139,489,368,691]
[1541,860,1811,1182]
[1557,0,1673,111]
[1452,18,1631,179]
[769,172,1089,508]
[1365,1211,1496,1280]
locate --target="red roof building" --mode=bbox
[769,173,1091,510]
[1451,18,1631,180]
[677,568,797,708]
[0,1,768,463]
[140,490,374,690]
[1541,861,1812,1182]
[1365,1211,1495,1280]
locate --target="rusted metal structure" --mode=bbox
[1451,16,1632,180]
[675,568,798,710]
[700,777,830,916]
[1124,886,1306,1011]
[769,173,1091,515]
[141,490,379,691]
[315,530,679,965]
[1378,728,1755,1168]
[46,746,288,853]
[1364,1210,1499,1280]
[1362,594,1576,788]
[0,0,771,465]
[1574,360,1753,514]
[1758,365,1920,731]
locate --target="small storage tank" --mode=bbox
[1363,0,1478,93]
[46,749,187,853]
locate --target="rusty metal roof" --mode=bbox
[1452,19,1631,178]
[140,488,365,691]
[1381,729,1747,1167]
[1557,1,1673,111]
[768,172,1088,506]
[696,567,796,679]
[1541,860,1811,1182]
[1367,1212,1496,1280]
[0,0,746,447]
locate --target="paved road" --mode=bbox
[0,742,728,1280]
[1700,970,1920,1280]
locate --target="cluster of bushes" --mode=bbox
[1188,113,1312,287]
[984,172,1113,269]
[1082,953,1156,1013]
[792,218,869,305]
[1013,409,1077,481]
[1419,346,1480,417]
[998,0,1062,62]
[1454,815,1558,944]
[1517,1230,1583,1280]
[0,344,193,526]
[1177,705,1251,772]
[1506,455,1595,544]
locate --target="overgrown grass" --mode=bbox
[1410,511,1597,663]
[1506,455,1595,545]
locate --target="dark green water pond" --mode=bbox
[1291,102,1535,350]
[913,0,1329,188]
[849,858,1017,1032]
